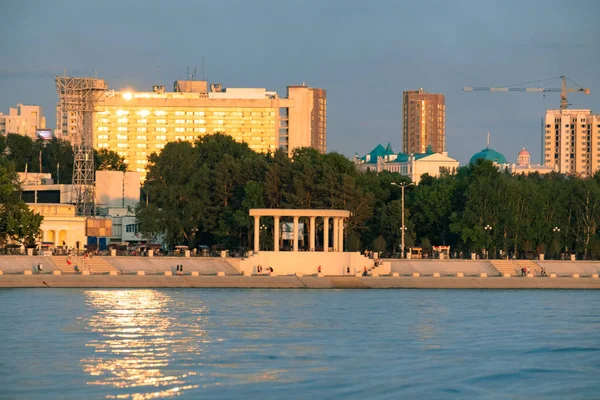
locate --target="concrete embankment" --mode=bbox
[1,274,599,289]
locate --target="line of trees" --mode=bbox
[137,134,600,259]
[0,134,127,184]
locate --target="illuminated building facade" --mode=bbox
[57,79,326,180]
[543,109,600,176]
[0,104,45,138]
[402,89,445,154]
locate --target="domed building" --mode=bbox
[469,147,508,165]
[504,147,555,175]
[517,148,530,166]
[353,144,459,184]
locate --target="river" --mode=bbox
[0,289,598,399]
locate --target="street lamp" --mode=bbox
[391,182,414,258]
[260,224,267,251]
[484,224,492,259]
[553,226,561,259]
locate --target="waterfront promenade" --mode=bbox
[0,256,599,289]
[0,274,599,289]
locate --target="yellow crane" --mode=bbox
[463,75,590,109]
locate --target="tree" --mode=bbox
[0,158,43,248]
[95,149,127,172]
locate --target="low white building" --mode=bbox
[17,170,148,249]
[354,143,459,183]
[501,148,556,175]
[29,203,87,250]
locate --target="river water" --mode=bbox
[0,289,598,399]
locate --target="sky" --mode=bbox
[0,0,599,165]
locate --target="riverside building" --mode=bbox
[543,109,600,177]
[56,79,326,180]
[402,89,445,154]
[353,143,459,184]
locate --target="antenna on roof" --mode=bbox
[187,66,197,81]
[201,56,206,81]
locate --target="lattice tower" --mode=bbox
[55,77,107,217]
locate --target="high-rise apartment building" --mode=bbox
[57,79,326,180]
[402,89,445,154]
[0,104,45,138]
[543,109,600,176]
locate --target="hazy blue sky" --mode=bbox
[1,0,598,164]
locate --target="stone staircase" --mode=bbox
[51,256,117,274]
[490,260,516,276]
[516,260,539,275]
[51,256,75,273]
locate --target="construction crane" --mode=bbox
[463,75,590,109]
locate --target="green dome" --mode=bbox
[470,147,507,164]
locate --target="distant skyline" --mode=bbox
[0,0,598,165]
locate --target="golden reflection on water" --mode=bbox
[81,290,208,399]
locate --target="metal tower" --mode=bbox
[55,77,107,217]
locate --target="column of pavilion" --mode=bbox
[250,210,349,253]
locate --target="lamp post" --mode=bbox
[191,227,198,248]
[484,224,492,259]
[391,182,414,258]
[553,226,561,259]
[260,224,267,251]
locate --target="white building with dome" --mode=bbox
[500,148,556,175]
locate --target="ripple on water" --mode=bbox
[0,289,599,399]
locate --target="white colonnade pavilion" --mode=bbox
[249,209,351,253]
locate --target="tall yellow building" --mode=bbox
[57,79,326,180]
[543,109,600,176]
[402,89,445,154]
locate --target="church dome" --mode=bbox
[517,147,531,166]
[470,147,508,164]
[518,148,530,157]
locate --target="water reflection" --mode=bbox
[81,290,209,399]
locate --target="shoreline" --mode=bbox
[1,274,599,289]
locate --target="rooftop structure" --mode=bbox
[469,147,508,165]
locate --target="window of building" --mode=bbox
[125,224,139,233]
